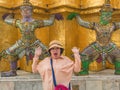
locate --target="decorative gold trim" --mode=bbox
[1,4,120,15]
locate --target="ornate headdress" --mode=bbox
[20,0,33,9]
[100,0,113,12]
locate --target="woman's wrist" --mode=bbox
[33,56,39,63]
[73,52,80,55]
[34,55,39,59]
[73,53,80,58]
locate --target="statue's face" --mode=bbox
[20,6,33,18]
[100,11,112,25]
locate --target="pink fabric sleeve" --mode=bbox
[32,57,45,80]
[36,59,47,80]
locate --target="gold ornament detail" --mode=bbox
[21,0,33,7]
[100,0,113,12]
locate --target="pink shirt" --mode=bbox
[32,54,81,90]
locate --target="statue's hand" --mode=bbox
[55,13,64,20]
[2,13,15,20]
[67,12,78,20]
[0,50,7,60]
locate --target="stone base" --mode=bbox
[0,69,120,90]
[0,71,42,90]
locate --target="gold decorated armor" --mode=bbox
[94,23,114,46]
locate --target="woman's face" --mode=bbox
[21,6,32,18]
[50,47,61,59]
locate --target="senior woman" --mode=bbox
[32,40,81,90]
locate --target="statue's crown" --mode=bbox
[100,0,113,12]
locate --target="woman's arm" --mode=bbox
[32,47,42,73]
[32,56,39,73]
[72,47,81,72]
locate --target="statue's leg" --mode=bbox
[108,46,120,75]
[0,40,23,77]
[78,54,90,75]
[112,48,120,75]
[1,55,18,77]
[114,61,120,75]
[78,44,98,75]
[0,40,22,60]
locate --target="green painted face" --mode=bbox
[100,11,112,25]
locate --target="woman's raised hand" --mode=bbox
[34,46,42,58]
[71,47,80,54]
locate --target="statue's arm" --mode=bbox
[76,15,94,29]
[113,22,120,30]
[3,13,17,26]
[35,15,55,28]
[35,13,63,28]
[43,15,55,26]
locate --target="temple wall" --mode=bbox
[0,0,120,72]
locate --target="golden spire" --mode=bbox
[21,0,32,7]
[100,0,113,12]
[105,0,110,4]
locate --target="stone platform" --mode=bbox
[0,69,120,90]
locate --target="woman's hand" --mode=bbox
[72,47,81,73]
[71,47,80,54]
[34,46,42,58]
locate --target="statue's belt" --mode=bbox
[91,43,116,54]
